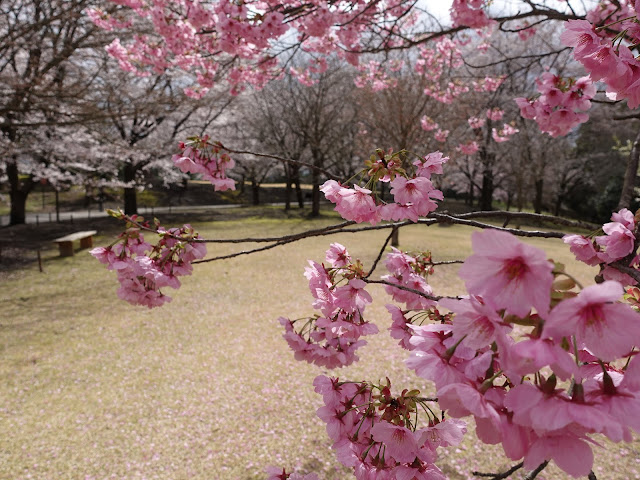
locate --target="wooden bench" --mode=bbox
[53,230,97,257]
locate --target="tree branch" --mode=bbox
[472,462,523,479]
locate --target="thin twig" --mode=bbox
[523,461,549,480]
[472,462,524,479]
[193,241,284,263]
[451,210,599,231]
[221,145,341,181]
[199,220,355,243]
[364,279,462,302]
[364,227,397,279]
[431,260,465,266]
[423,214,567,239]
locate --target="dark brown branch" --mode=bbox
[473,462,524,479]
[609,261,640,284]
[364,227,397,279]
[200,220,355,243]
[423,214,567,239]
[192,240,284,263]
[220,144,341,181]
[448,210,599,231]
[523,461,549,480]
[364,279,462,302]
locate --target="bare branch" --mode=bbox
[364,226,397,279]
[364,279,462,301]
[523,461,549,480]
[473,462,524,479]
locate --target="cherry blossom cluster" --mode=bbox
[486,108,504,122]
[456,141,480,155]
[354,60,401,92]
[564,208,639,285]
[279,243,378,368]
[91,211,206,308]
[320,150,447,225]
[382,248,437,311]
[388,228,640,477]
[313,375,466,480]
[415,39,470,104]
[515,73,596,137]
[172,135,236,191]
[491,123,519,143]
[456,109,517,153]
[559,0,640,108]
[420,117,449,143]
[93,0,418,96]
[449,0,494,29]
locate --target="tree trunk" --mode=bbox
[295,180,304,208]
[554,194,563,216]
[391,227,400,247]
[84,185,92,208]
[468,181,474,207]
[284,167,292,211]
[311,168,320,217]
[9,188,28,225]
[618,128,640,210]
[123,163,137,215]
[478,144,495,211]
[480,167,494,211]
[7,160,32,225]
[252,178,260,205]
[292,165,304,208]
[533,178,544,214]
[55,189,60,222]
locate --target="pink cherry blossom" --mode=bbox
[370,422,420,463]
[563,234,600,266]
[439,295,511,350]
[544,280,640,361]
[458,230,554,317]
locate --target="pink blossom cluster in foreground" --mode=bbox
[390,230,640,477]
[320,150,447,225]
[515,73,595,137]
[564,208,639,285]
[313,375,466,480]
[91,212,206,308]
[172,135,235,191]
[279,243,378,368]
[278,193,640,477]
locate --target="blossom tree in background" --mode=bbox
[89,0,640,479]
[0,0,112,225]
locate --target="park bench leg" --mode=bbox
[58,241,74,257]
[80,236,93,249]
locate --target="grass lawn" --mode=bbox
[1,215,639,480]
